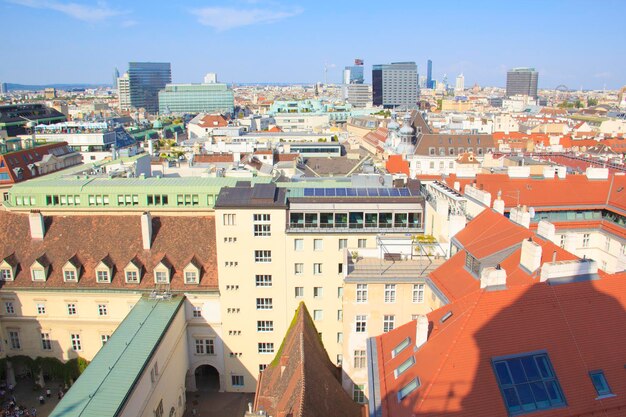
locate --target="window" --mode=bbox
[185,271,198,284]
[256,298,273,310]
[32,269,45,281]
[155,271,168,283]
[383,315,395,332]
[5,302,14,314]
[254,250,272,263]
[259,364,267,373]
[125,270,139,283]
[353,384,365,403]
[150,362,159,383]
[257,321,274,332]
[36,303,46,315]
[71,334,81,351]
[338,263,343,274]
[397,378,420,401]
[384,284,396,303]
[195,339,215,355]
[41,333,52,350]
[313,263,322,275]
[338,287,343,299]
[63,270,76,282]
[9,331,20,350]
[98,304,108,316]
[413,283,425,303]
[559,235,566,248]
[254,224,271,237]
[154,400,163,417]
[314,287,323,298]
[231,375,244,387]
[101,335,111,346]
[394,356,415,378]
[337,354,343,366]
[192,306,202,317]
[223,213,236,226]
[0,268,12,280]
[355,315,367,333]
[582,233,590,248]
[313,310,323,321]
[67,303,77,315]
[294,239,304,251]
[253,214,271,222]
[337,332,343,343]
[358,239,367,248]
[492,352,566,415]
[255,275,272,287]
[96,270,109,283]
[339,239,348,250]
[354,350,366,368]
[295,287,304,298]
[604,237,611,251]
[392,337,411,358]
[258,342,274,354]
[294,263,304,275]
[356,284,368,302]
[337,309,343,320]
[314,239,323,251]
[589,371,613,397]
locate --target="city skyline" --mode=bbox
[1,0,624,89]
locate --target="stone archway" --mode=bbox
[194,364,220,391]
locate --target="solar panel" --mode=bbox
[314,188,325,196]
[389,189,400,196]
[399,188,411,196]
[367,188,378,196]
[346,188,357,196]
[304,188,314,196]
[357,188,368,196]
[378,188,390,196]
[336,188,347,196]
[325,188,336,196]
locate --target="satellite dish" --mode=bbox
[529,207,536,218]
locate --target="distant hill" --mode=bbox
[5,83,111,92]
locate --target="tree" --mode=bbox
[587,98,598,106]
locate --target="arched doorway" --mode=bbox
[194,365,220,391]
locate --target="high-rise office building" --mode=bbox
[506,67,538,98]
[117,73,131,111]
[128,62,172,113]
[427,59,434,89]
[372,62,418,109]
[113,68,120,89]
[0,82,7,95]
[455,74,465,93]
[158,82,234,114]
[344,59,364,85]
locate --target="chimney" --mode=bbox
[556,166,566,179]
[520,238,542,273]
[415,315,429,349]
[536,220,556,242]
[480,266,507,289]
[453,181,460,191]
[540,259,598,283]
[29,211,45,240]
[493,190,505,214]
[141,212,152,250]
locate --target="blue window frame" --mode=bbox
[492,352,566,415]
[589,370,612,397]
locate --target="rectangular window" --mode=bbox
[559,235,566,248]
[394,356,416,378]
[41,333,51,350]
[413,283,425,303]
[392,337,411,358]
[339,239,348,250]
[253,214,271,222]
[32,269,45,281]
[192,306,202,318]
[0,268,12,280]
[63,270,76,282]
[155,271,168,283]
[353,384,365,403]
[5,302,14,314]
[337,309,343,321]
[313,263,322,275]
[398,378,421,401]
[125,270,139,283]
[356,284,368,302]
[356,315,367,333]
[9,331,20,350]
[223,213,236,226]
[231,375,244,387]
[383,315,395,332]
[294,239,304,251]
[256,298,273,310]
[258,342,274,354]
[195,339,215,355]
[101,335,110,346]
[98,304,108,316]
[589,371,612,397]
[36,303,46,315]
[313,310,323,321]
[582,233,590,248]
[255,274,272,287]
[96,270,109,283]
[384,284,396,303]
[358,239,367,248]
[337,332,343,343]
[354,350,366,368]
[71,334,81,351]
[294,263,304,275]
[492,352,566,414]
[257,321,274,332]
[254,224,271,237]
[314,287,323,298]
[67,303,77,315]
[184,271,198,284]
[254,250,272,263]
[314,239,323,251]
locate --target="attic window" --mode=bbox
[492,352,566,415]
[391,337,411,358]
[465,252,481,276]
[397,377,421,402]
[589,371,613,398]
[0,268,13,281]
[440,311,453,323]
[394,356,416,378]
[96,270,110,283]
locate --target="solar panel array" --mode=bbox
[302,188,412,197]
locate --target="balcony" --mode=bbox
[287,221,423,233]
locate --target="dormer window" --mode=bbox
[95,256,114,283]
[0,255,17,281]
[124,258,142,284]
[62,255,81,283]
[154,256,172,284]
[31,255,50,282]
[183,257,201,285]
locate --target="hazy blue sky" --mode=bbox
[1,0,624,89]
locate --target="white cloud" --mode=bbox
[191,5,302,31]
[8,0,127,22]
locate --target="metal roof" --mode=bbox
[49,296,184,417]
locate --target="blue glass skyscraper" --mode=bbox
[426,60,434,89]
[128,62,172,113]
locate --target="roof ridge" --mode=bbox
[298,327,305,417]
[415,290,484,412]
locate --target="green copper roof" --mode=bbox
[49,296,184,417]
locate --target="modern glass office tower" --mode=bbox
[128,62,172,113]
[426,59,434,89]
[158,83,234,114]
[506,67,539,98]
[372,62,418,109]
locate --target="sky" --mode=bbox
[1,0,624,89]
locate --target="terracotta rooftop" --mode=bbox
[0,211,218,290]
[254,302,364,417]
[195,114,228,128]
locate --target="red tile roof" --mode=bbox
[196,114,228,128]
[386,155,409,176]
[268,126,283,132]
[0,142,80,184]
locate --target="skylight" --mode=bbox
[394,356,415,378]
[589,370,613,398]
[397,378,420,402]
[391,337,411,358]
